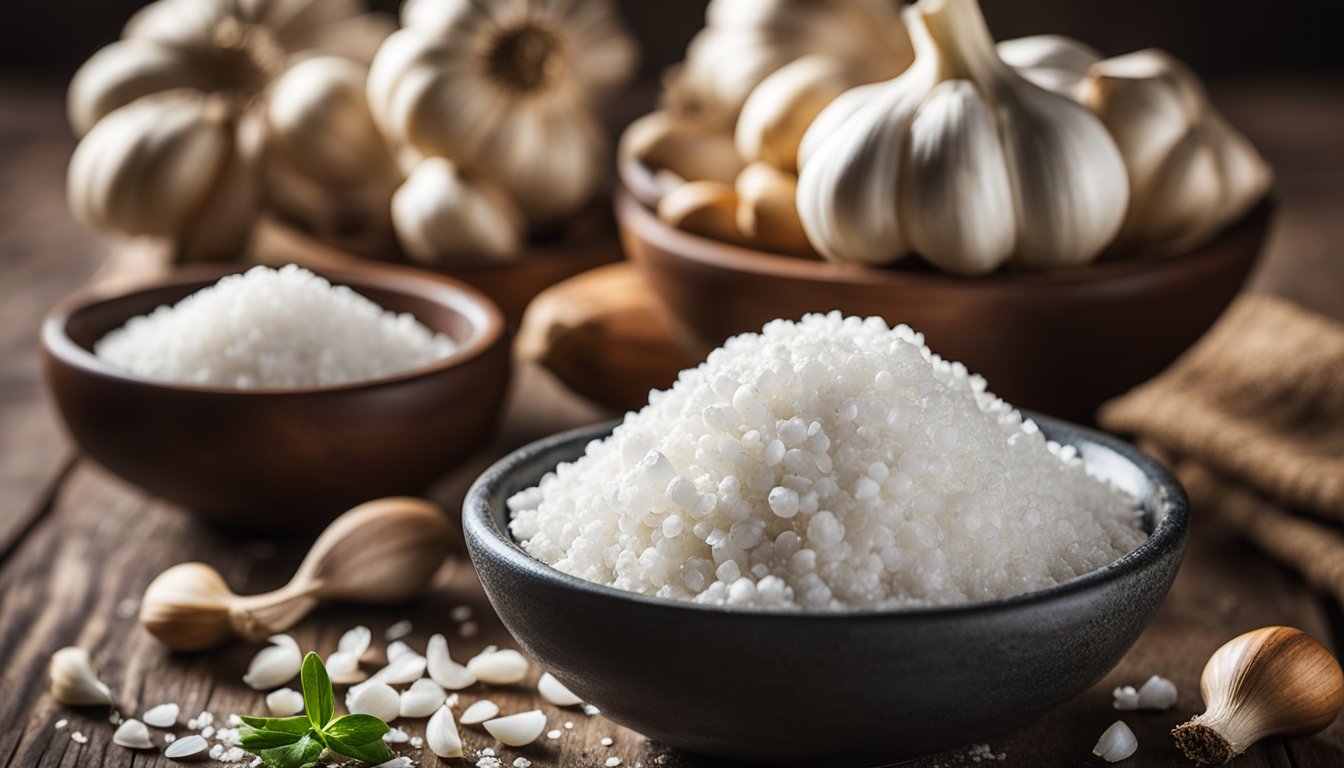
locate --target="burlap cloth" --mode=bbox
[1099,295,1344,601]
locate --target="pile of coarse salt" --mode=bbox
[510,313,1147,610]
[95,265,457,389]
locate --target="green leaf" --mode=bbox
[239,715,311,734]
[325,714,391,746]
[300,652,334,729]
[257,732,324,768]
[238,726,305,751]
[326,734,396,765]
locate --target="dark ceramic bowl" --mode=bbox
[465,415,1188,766]
[42,263,510,528]
[617,188,1273,422]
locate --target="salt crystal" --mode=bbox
[450,606,473,622]
[115,598,140,618]
[70,731,88,744]
[54,719,68,730]
[386,620,414,641]
[547,730,561,739]
[513,759,531,768]
[459,621,479,639]
[477,759,503,768]
[383,727,411,744]
[600,737,614,746]
[374,758,413,768]
[606,759,622,767]
[582,704,600,716]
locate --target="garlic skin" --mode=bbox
[734,55,862,174]
[1174,626,1344,766]
[997,35,1102,96]
[666,0,913,124]
[49,647,115,707]
[1078,49,1272,252]
[368,0,637,227]
[391,157,525,265]
[796,0,1129,274]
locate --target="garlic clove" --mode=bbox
[339,625,373,658]
[265,688,305,717]
[734,163,813,258]
[537,673,583,708]
[346,680,401,723]
[735,56,859,174]
[327,625,373,684]
[392,157,525,265]
[996,35,1102,96]
[164,734,209,760]
[427,634,476,691]
[142,702,179,728]
[113,718,155,749]
[67,40,211,136]
[242,634,302,691]
[1136,675,1178,710]
[797,81,889,172]
[483,710,547,747]
[657,181,748,247]
[386,641,416,663]
[466,648,530,686]
[400,678,447,719]
[369,650,427,686]
[49,646,115,707]
[619,111,744,205]
[460,699,500,726]
[426,704,463,758]
[1113,686,1140,711]
[1093,720,1138,762]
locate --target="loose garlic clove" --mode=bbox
[1136,675,1178,710]
[466,648,530,686]
[327,625,372,684]
[1113,686,1141,711]
[460,699,500,725]
[265,688,304,717]
[1093,720,1138,762]
[242,635,302,691]
[142,702,179,728]
[426,704,463,758]
[400,678,447,719]
[619,111,744,204]
[657,181,748,246]
[537,673,583,707]
[391,157,525,265]
[347,680,401,723]
[735,56,860,174]
[50,647,115,707]
[735,163,813,258]
[369,651,427,687]
[113,719,154,749]
[1174,626,1344,766]
[427,634,476,691]
[483,710,547,747]
[164,734,209,760]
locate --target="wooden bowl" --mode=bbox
[618,190,1274,422]
[41,263,510,528]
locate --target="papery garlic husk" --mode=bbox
[796,0,1129,274]
[657,181,748,246]
[666,0,914,125]
[1077,49,1272,252]
[735,163,813,257]
[619,111,744,206]
[50,647,115,707]
[368,0,637,227]
[735,55,863,173]
[392,157,526,265]
[997,35,1102,96]
[1174,626,1344,766]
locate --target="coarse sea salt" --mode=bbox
[509,313,1146,610]
[94,265,457,389]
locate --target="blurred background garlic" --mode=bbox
[996,34,1102,96]
[734,55,865,174]
[66,0,393,262]
[618,110,744,206]
[392,157,525,264]
[368,0,638,242]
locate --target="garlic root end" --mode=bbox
[1172,720,1236,766]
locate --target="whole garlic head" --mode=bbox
[391,157,525,265]
[1078,49,1272,251]
[66,0,393,262]
[734,55,864,174]
[796,0,1129,275]
[368,0,637,228]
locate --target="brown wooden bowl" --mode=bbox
[41,263,510,529]
[618,189,1274,422]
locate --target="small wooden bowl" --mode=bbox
[618,190,1274,422]
[41,263,510,528]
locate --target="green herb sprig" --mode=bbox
[240,652,396,768]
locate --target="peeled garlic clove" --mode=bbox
[997,34,1102,96]
[142,702,179,728]
[266,688,305,717]
[460,699,500,725]
[50,646,114,706]
[1136,675,1178,710]
[736,56,859,174]
[466,648,530,686]
[347,680,401,723]
[1113,686,1140,711]
[164,734,208,760]
[387,641,416,663]
[339,625,373,658]
[734,163,813,258]
[1093,720,1138,762]
[537,673,583,707]
[427,634,476,691]
[400,678,447,719]
[392,157,524,265]
[370,650,427,686]
[426,704,463,758]
[242,634,302,691]
[113,718,154,749]
[657,181,747,246]
[483,710,547,747]
[327,625,373,684]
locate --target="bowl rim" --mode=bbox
[617,185,1274,290]
[464,412,1189,622]
[41,260,507,396]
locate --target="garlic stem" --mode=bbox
[920,0,1004,83]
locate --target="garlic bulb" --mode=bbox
[796,0,1129,274]
[391,157,526,265]
[667,0,913,124]
[368,0,637,227]
[996,35,1102,96]
[67,0,393,262]
[734,55,863,173]
[619,111,744,206]
[1078,49,1272,252]
[1174,626,1344,766]
[49,647,115,707]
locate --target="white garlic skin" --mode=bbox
[391,157,525,265]
[49,647,115,707]
[796,0,1129,275]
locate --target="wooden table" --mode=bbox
[2,76,1342,768]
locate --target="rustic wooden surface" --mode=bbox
[2,75,1343,768]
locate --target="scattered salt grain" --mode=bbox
[383,727,411,744]
[95,266,457,389]
[547,730,561,739]
[509,313,1145,610]
[115,598,140,618]
[459,621,480,638]
[582,704,600,716]
[70,731,88,744]
[600,737,614,746]
[142,702,180,728]
[386,620,415,641]
[411,736,424,748]
[450,606,473,622]
[164,733,176,743]
[54,719,68,730]
[209,743,224,760]
[1093,721,1138,763]
[606,759,622,767]
[513,759,531,768]
[200,725,215,739]
[477,759,503,768]
[482,748,496,756]
[563,721,574,729]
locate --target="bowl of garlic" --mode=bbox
[616,0,1273,422]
